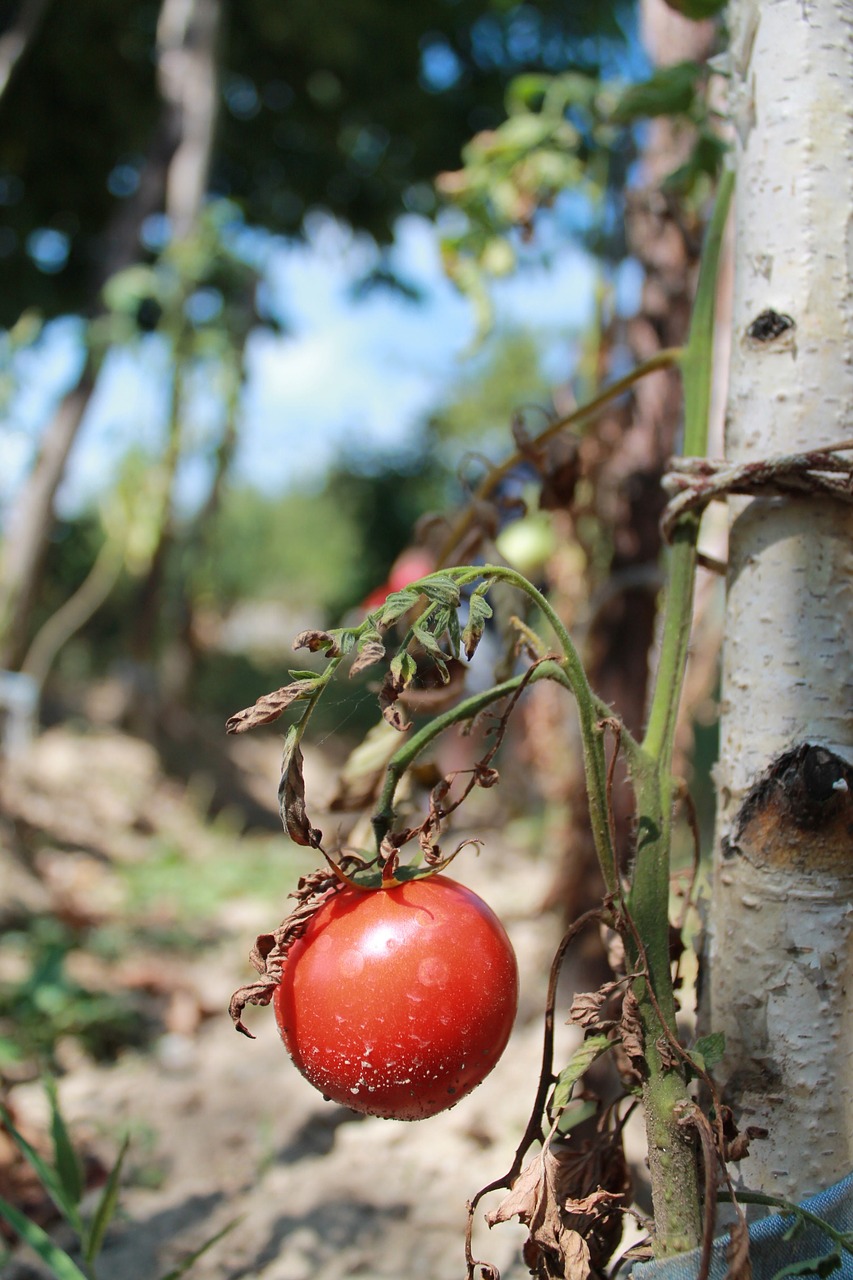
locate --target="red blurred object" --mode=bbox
[360,548,435,613]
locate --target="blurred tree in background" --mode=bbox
[0,0,636,689]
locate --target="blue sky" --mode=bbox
[1,209,636,519]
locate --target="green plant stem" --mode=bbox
[464,564,622,895]
[720,1191,853,1258]
[375,564,628,900]
[626,167,735,1258]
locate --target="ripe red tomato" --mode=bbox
[274,874,518,1120]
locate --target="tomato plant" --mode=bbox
[273,874,518,1121]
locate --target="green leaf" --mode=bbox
[770,1250,842,1280]
[0,1106,83,1233]
[83,1135,129,1266]
[157,1217,241,1280]
[416,575,461,608]
[462,592,493,660]
[0,1195,90,1280]
[46,1079,84,1212]
[389,650,417,689]
[102,264,160,315]
[446,606,462,660]
[691,1032,725,1072]
[556,1098,598,1135]
[609,62,701,124]
[505,73,552,114]
[412,622,450,682]
[551,1035,613,1113]
[378,589,422,627]
[412,620,444,659]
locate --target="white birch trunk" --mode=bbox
[708,0,853,1201]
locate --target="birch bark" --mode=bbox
[708,0,853,1202]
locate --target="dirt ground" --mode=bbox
[0,724,644,1280]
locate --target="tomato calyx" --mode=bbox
[320,836,483,892]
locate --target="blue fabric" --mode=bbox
[631,1174,853,1280]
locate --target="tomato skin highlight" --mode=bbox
[273,874,519,1120]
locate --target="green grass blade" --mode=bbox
[46,1079,84,1210]
[83,1134,130,1266]
[0,1105,83,1234]
[158,1217,241,1280]
[0,1193,91,1280]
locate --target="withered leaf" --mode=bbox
[278,728,322,847]
[462,591,494,660]
[475,764,500,789]
[487,1151,592,1280]
[563,1189,624,1219]
[350,637,386,677]
[379,669,413,732]
[226,679,317,734]
[293,627,356,658]
[725,1216,753,1280]
[568,981,623,1031]
[620,988,645,1068]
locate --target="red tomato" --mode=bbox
[274,874,518,1120]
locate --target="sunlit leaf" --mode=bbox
[46,1079,84,1212]
[0,1196,89,1280]
[158,1218,241,1280]
[83,1134,130,1266]
[0,1106,82,1233]
[551,1034,613,1114]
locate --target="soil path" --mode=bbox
[1,726,609,1280]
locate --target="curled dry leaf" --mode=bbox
[349,637,386,677]
[293,629,340,655]
[279,729,322,847]
[475,764,500,789]
[568,980,624,1033]
[229,867,342,1036]
[619,988,645,1072]
[725,1216,752,1280]
[487,1149,593,1280]
[379,668,413,732]
[226,679,317,734]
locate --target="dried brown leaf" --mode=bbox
[725,1216,752,1280]
[563,1189,624,1218]
[226,679,317,734]
[293,629,338,654]
[349,638,386,677]
[568,981,623,1031]
[379,669,413,732]
[619,988,645,1069]
[278,731,322,847]
[487,1151,592,1280]
[229,867,343,1036]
